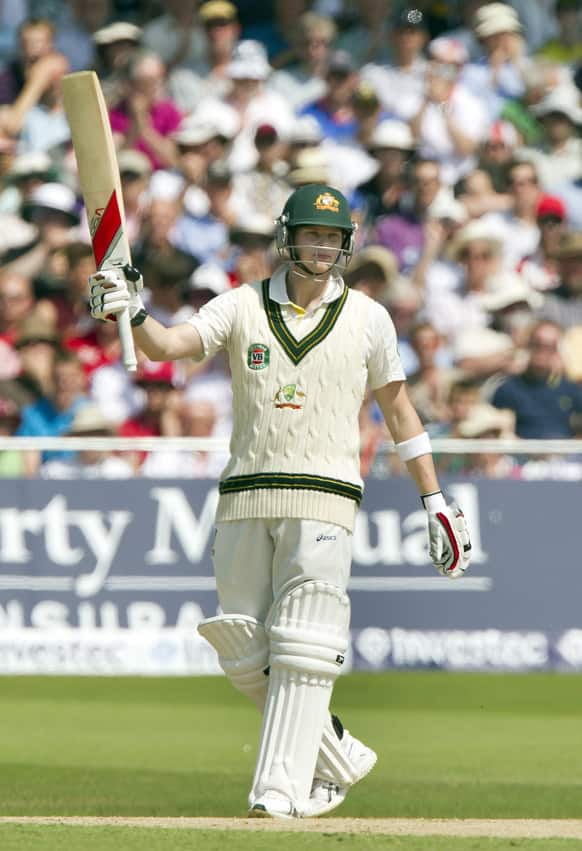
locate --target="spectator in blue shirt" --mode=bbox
[492,320,582,438]
[299,50,360,144]
[17,350,90,468]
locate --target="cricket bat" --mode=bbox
[62,70,137,371]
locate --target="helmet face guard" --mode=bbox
[275,184,356,276]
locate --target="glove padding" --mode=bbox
[428,502,472,579]
[89,265,144,322]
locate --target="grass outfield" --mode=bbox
[1,672,582,849]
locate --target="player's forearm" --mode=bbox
[405,452,441,499]
[374,381,441,496]
[132,315,203,361]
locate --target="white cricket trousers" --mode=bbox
[212,518,352,621]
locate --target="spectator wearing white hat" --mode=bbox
[537,232,582,330]
[92,21,142,108]
[456,403,517,479]
[197,40,294,173]
[231,123,291,223]
[18,182,81,282]
[410,36,491,186]
[0,151,55,216]
[424,219,503,342]
[462,2,529,122]
[482,269,543,347]
[356,120,416,221]
[519,86,582,191]
[269,12,336,111]
[116,149,153,247]
[40,404,133,480]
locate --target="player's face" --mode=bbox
[293,225,344,276]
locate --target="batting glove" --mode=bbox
[89,265,144,322]
[423,492,472,579]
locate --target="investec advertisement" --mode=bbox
[0,478,581,674]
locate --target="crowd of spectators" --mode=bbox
[0,0,580,480]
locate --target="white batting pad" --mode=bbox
[197,615,269,709]
[250,581,350,812]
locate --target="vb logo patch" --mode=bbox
[247,343,270,370]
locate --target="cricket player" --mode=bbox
[89,183,472,819]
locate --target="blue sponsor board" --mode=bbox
[0,477,580,672]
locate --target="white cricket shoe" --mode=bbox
[248,790,300,819]
[304,730,377,817]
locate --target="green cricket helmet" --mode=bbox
[275,183,357,273]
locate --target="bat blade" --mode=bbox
[62,70,137,371]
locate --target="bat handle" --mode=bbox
[118,307,137,372]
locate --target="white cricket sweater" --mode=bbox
[189,271,405,531]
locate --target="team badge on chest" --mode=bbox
[274,383,306,410]
[247,343,270,370]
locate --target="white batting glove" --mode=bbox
[422,493,472,579]
[89,265,144,322]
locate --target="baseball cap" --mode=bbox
[327,49,357,76]
[254,123,279,145]
[135,360,174,386]
[536,194,566,222]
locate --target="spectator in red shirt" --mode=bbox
[119,359,183,470]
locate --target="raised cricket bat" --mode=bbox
[62,70,137,371]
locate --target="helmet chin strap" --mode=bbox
[285,243,348,283]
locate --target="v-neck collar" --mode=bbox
[261,276,349,366]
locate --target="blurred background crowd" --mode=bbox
[0,0,580,480]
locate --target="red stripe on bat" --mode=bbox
[92,191,122,268]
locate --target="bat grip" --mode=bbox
[118,307,137,371]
